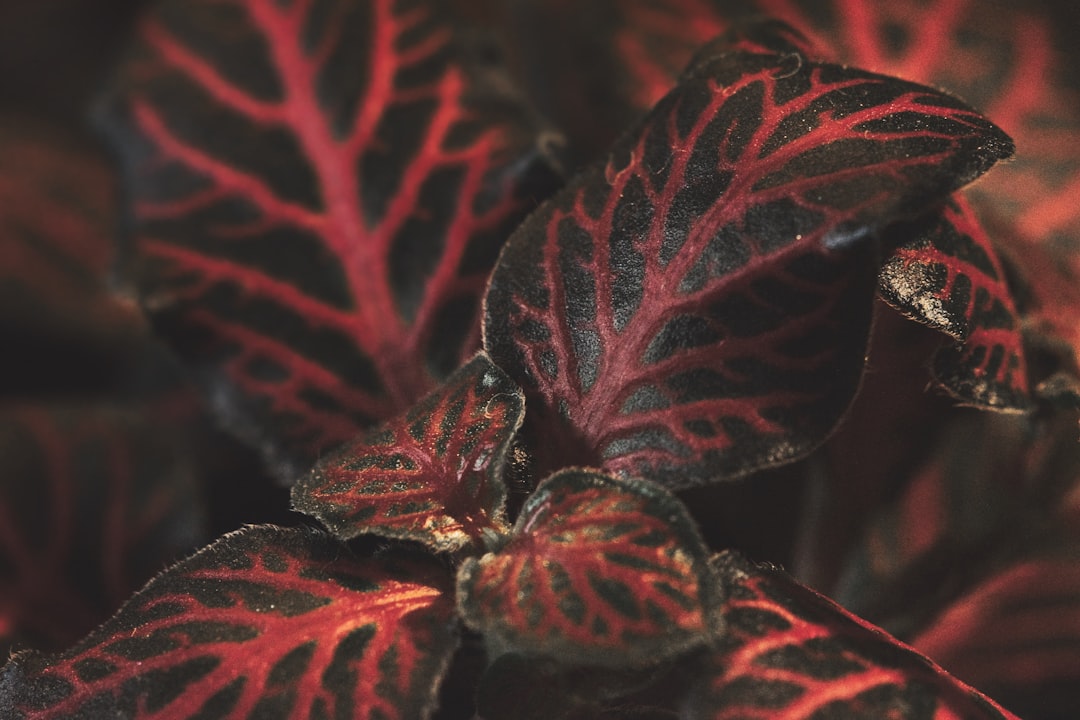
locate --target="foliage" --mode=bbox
[1,1,1079,718]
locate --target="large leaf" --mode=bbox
[457,469,716,667]
[99,0,562,476]
[0,525,457,720]
[483,25,1013,487]
[685,551,1019,719]
[881,196,1028,409]
[291,352,523,552]
[0,404,205,658]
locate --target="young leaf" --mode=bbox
[881,196,1029,410]
[291,352,523,552]
[685,551,1019,720]
[457,469,716,667]
[0,525,457,720]
[99,0,562,476]
[483,26,1013,487]
[0,405,205,658]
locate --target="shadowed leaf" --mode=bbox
[99,0,562,477]
[291,352,523,552]
[0,405,205,658]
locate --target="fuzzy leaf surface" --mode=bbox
[0,525,457,720]
[686,552,1019,720]
[484,30,1013,487]
[291,352,522,552]
[100,0,561,475]
[881,197,1028,409]
[0,405,205,657]
[457,469,715,667]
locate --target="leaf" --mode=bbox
[0,404,205,658]
[880,196,1029,410]
[291,352,523,552]
[0,525,458,720]
[684,551,1019,720]
[99,0,562,476]
[457,469,716,667]
[910,552,1080,720]
[483,25,1013,487]
[0,115,144,397]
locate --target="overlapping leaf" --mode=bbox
[0,525,457,720]
[881,197,1028,409]
[685,551,1019,719]
[457,469,716,667]
[291,352,523,552]
[484,27,1013,487]
[100,0,562,475]
[0,405,205,658]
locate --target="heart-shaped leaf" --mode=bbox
[483,24,1013,488]
[685,551,1019,719]
[881,197,1029,410]
[457,469,716,667]
[99,0,562,476]
[0,405,205,658]
[291,352,523,552]
[0,525,457,720]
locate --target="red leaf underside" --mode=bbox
[880,196,1029,409]
[0,525,457,720]
[686,552,1019,720]
[0,405,204,658]
[484,27,1012,487]
[911,554,1080,716]
[457,469,716,667]
[100,0,561,475]
[291,352,523,552]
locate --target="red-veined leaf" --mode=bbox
[457,469,716,667]
[881,196,1028,409]
[99,0,562,477]
[685,551,1019,720]
[0,525,457,720]
[0,404,205,658]
[0,114,144,396]
[910,550,1080,720]
[291,352,523,552]
[483,25,1013,487]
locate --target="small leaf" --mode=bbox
[483,22,1014,487]
[881,197,1029,410]
[685,551,1019,720]
[0,525,457,720]
[0,405,205,657]
[99,0,562,476]
[457,468,716,667]
[291,352,523,552]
